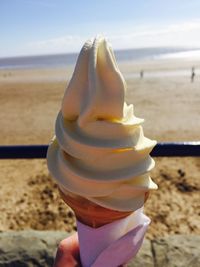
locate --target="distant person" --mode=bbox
[140,70,144,79]
[191,67,195,83]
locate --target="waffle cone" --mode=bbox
[59,189,133,228]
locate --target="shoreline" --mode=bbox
[0,58,200,83]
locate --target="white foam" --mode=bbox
[158,49,200,60]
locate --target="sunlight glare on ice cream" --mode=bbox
[47,36,157,213]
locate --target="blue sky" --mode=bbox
[1,0,200,57]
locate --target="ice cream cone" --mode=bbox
[59,188,149,228]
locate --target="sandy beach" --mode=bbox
[0,59,199,239]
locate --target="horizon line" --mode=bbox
[1,45,200,60]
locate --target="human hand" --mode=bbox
[53,232,126,267]
[54,233,81,267]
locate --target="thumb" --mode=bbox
[54,233,81,267]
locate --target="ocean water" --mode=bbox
[0,47,199,70]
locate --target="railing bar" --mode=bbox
[0,142,200,159]
[151,142,200,157]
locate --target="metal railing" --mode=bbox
[0,142,200,159]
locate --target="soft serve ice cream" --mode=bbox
[47,36,157,213]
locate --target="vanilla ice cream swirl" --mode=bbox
[47,36,157,211]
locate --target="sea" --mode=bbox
[1,47,200,71]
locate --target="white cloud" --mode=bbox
[110,20,200,45]
[109,20,200,49]
[27,35,87,55]
[6,20,200,57]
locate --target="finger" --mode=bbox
[54,233,81,267]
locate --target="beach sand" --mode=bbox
[0,59,199,239]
